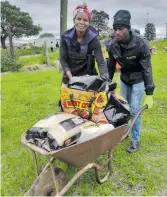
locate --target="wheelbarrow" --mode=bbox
[21,105,147,196]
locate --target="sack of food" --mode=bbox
[25,112,96,151]
[77,124,115,144]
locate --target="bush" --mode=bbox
[40,54,46,64]
[1,49,23,72]
[15,46,43,57]
[16,49,59,67]
[32,46,43,54]
[15,48,34,56]
[17,54,44,66]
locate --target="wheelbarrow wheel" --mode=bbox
[26,167,65,196]
[42,182,57,196]
[42,183,56,196]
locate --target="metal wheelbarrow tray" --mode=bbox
[21,106,147,196]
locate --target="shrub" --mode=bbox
[32,46,43,54]
[15,46,43,57]
[1,49,23,72]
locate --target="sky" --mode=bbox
[4,0,167,41]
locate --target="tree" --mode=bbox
[144,23,156,41]
[91,10,110,35]
[39,33,55,38]
[98,27,113,40]
[1,1,42,49]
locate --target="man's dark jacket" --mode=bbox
[108,31,155,95]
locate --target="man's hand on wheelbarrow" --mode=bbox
[143,95,153,109]
[66,71,73,80]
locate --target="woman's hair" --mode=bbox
[73,4,92,22]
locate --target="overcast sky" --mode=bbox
[5,0,167,40]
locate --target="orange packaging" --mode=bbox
[61,84,109,124]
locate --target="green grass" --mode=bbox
[17,51,59,66]
[149,39,167,49]
[1,41,167,196]
[18,54,43,66]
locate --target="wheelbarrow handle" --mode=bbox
[124,104,148,137]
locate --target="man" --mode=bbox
[50,41,54,52]
[108,10,155,153]
[56,41,59,49]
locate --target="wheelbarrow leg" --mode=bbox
[31,150,55,178]
[58,164,95,196]
[31,150,39,177]
[94,149,112,184]
[48,158,59,195]
[58,150,112,196]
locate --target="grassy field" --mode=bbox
[1,41,167,196]
[18,51,59,66]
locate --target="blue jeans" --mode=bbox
[120,81,145,143]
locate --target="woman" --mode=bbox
[60,4,109,84]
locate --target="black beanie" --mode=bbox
[113,10,131,29]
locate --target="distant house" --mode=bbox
[0,36,60,49]
[33,37,60,48]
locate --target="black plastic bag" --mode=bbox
[25,125,59,152]
[68,75,117,92]
[104,93,131,127]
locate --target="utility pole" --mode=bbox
[59,0,68,72]
[165,22,167,38]
[145,11,149,41]
[44,41,50,66]
[146,10,149,25]
[60,0,68,37]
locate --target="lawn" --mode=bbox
[1,41,167,196]
[17,51,59,66]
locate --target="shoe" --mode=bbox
[127,141,140,153]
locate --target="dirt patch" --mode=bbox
[20,61,63,72]
[23,64,56,72]
[1,60,62,74]
[156,187,167,196]
[22,60,62,72]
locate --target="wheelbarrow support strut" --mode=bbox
[58,150,112,196]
